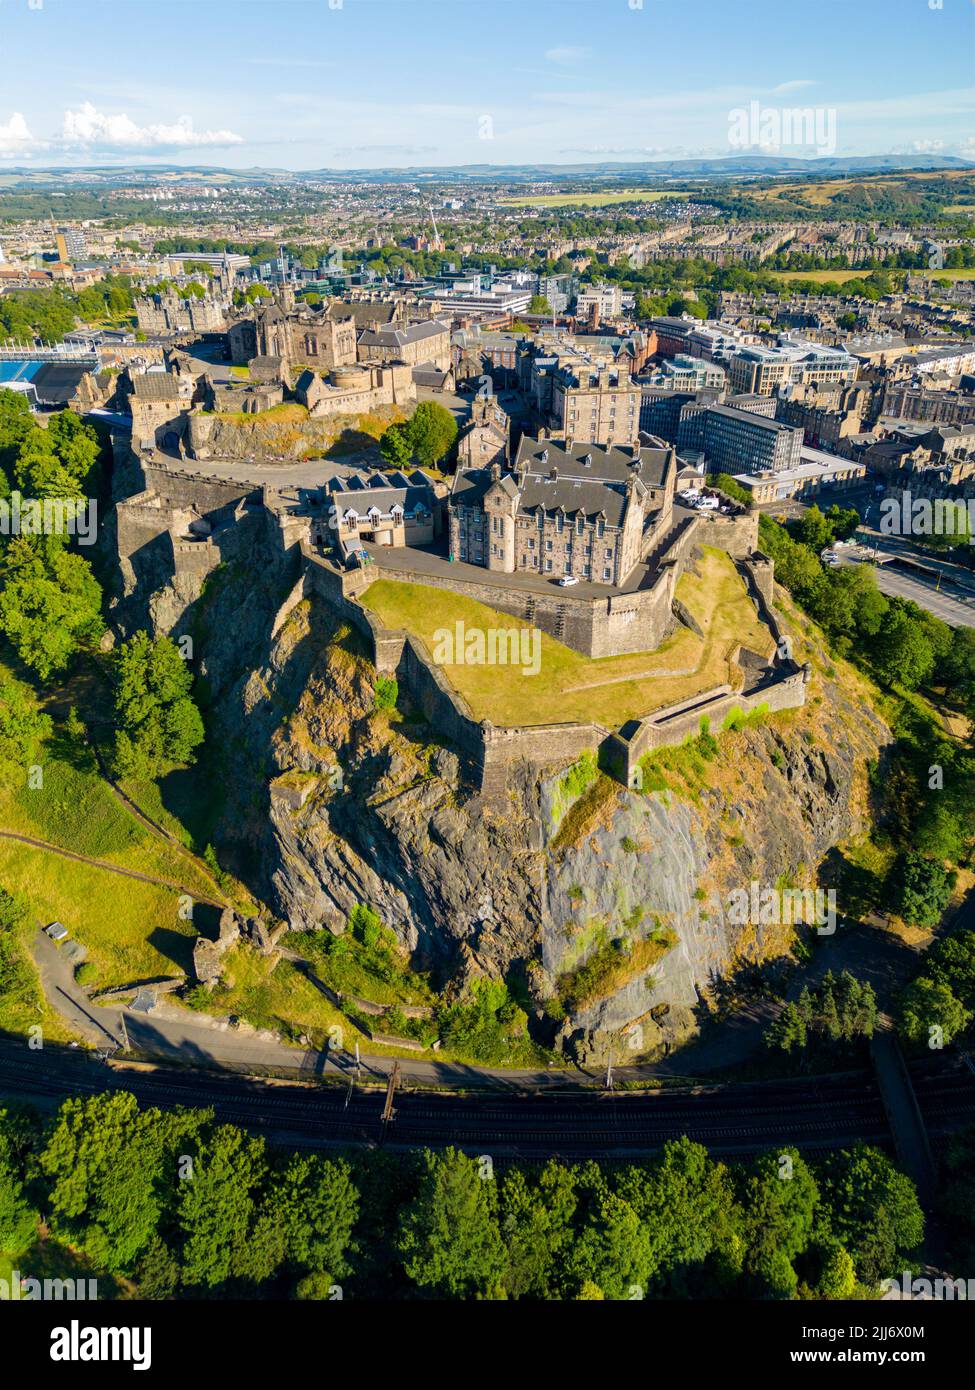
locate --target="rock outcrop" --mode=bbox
[111,480,891,1061]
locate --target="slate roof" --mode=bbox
[358,320,448,349]
[513,436,673,487]
[129,372,181,401]
[450,466,635,528]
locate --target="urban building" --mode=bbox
[449,437,675,585]
[679,403,803,475]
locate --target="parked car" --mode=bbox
[558,575,580,587]
[44,921,69,942]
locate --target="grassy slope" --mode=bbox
[360,546,771,727]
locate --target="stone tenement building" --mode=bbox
[135,292,229,336]
[554,359,642,448]
[449,437,676,586]
[324,469,444,560]
[456,395,510,471]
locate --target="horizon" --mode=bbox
[0,0,973,172]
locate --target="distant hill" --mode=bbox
[0,153,970,189]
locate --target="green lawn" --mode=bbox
[360,547,773,728]
[0,839,198,991]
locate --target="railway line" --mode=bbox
[1,1038,973,1159]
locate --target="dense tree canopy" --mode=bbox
[112,632,204,779]
[0,1091,936,1300]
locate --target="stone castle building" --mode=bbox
[449,437,676,586]
[135,292,228,336]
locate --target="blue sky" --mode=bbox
[1,0,973,169]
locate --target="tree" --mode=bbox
[940,627,975,702]
[819,1145,924,1286]
[397,1148,506,1298]
[0,1130,37,1256]
[178,1125,268,1288]
[564,1174,652,1300]
[268,1153,359,1276]
[740,1149,819,1297]
[886,851,954,928]
[766,1001,807,1053]
[405,400,458,471]
[112,633,204,778]
[38,1093,166,1274]
[898,976,971,1047]
[0,539,104,680]
[795,505,834,554]
[815,1243,858,1299]
[378,422,413,469]
[501,1160,577,1299]
[616,1137,742,1296]
[527,295,552,315]
[871,607,936,691]
[0,675,51,772]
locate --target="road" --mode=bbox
[836,551,975,627]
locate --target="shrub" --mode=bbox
[374,677,398,713]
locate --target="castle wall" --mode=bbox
[302,540,807,808]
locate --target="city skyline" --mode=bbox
[0,0,973,171]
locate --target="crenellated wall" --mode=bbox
[302,538,808,807]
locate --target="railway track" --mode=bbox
[1,1040,973,1158]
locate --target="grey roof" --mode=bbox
[412,363,452,388]
[705,404,797,434]
[325,299,398,327]
[359,320,449,349]
[513,436,673,487]
[129,372,181,401]
[450,465,636,528]
[328,468,436,518]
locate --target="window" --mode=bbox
[546,540,553,552]
[545,559,553,572]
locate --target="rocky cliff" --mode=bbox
[112,508,891,1062]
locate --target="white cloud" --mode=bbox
[544,46,591,65]
[772,80,818,95]
[59,102,243,151]
[0,112,37,157]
